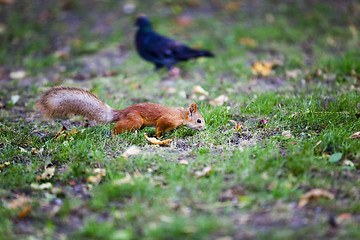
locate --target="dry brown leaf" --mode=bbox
[229,120,242,132]
[179,160,189,165]
[86,168,106,184]
[144,133,172,145]
[195,166,213,179]
[121,145,141,159]
[36,166,55,180]
[8,195,32,209]
[209,94,229,106]
[54,126,77,140]
[175,15,193,27]
[54,126,68,140]
[251,61,273,76]
[192,85,209,96]
[225,1,240,12]
[349,131,360,139]
[18,205,32,218]
[238,37,257,47]
[298,189,334,208]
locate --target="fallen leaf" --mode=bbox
[179,160,189,165]
[19,147,28,153]
[0,161,10,169]
[113,173,134,185]
[349,131,360,139]
[36,166,55,180]
[238,37,257,47]
[314,140,322,148]
[225,1,240,12]
[251,61,273,76]
[11,95,20,105]
[195,166,213,179]
[54,125,68,140]
[342,160,354,168]
[31,182,53,190]
[328,152,342,163]
[144,133,172,145]
[121,145,141,159]
[192,85,209,96]
[18,205,32,218]
[175,15,193,27]
[229,120,242,132]
[8,195,32,209]
[209,94,229,106]
[86,168,106,184]
[9,70,26,79]
[349,25,357,40]
[298,189,334,208]
[54,126,77,140]
[282,130,293,139]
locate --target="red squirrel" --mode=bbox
[36,86,205,137]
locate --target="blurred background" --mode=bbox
[0,0,358,81]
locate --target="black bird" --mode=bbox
[135,15,215,72]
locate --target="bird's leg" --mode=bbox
[168,67,181,78]
[154,63,164,71]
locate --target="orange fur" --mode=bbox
[37,87,205,137]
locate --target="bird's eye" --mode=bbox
[197,119,202,123]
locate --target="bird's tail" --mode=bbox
[196,49,215,58]
[37,86,119,124]
[178,47,215,60]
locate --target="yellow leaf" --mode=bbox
[144,133,172,145]
[298,189,334,208]
[192,85,209,96]
[36,166,55,180]
[251,61,273,76]
[86,168,106,184]
[225,1,240,12]
[113,173,134,185]
[238,37,257,47]
[0,161,10,169]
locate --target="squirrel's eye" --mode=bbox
[197,119,202,123]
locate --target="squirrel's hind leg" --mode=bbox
[112,113,144,135]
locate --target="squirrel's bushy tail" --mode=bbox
[37,86,117,123]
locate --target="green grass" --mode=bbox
[1,0,360,239]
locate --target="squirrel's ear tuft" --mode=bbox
[189,103,197,117]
